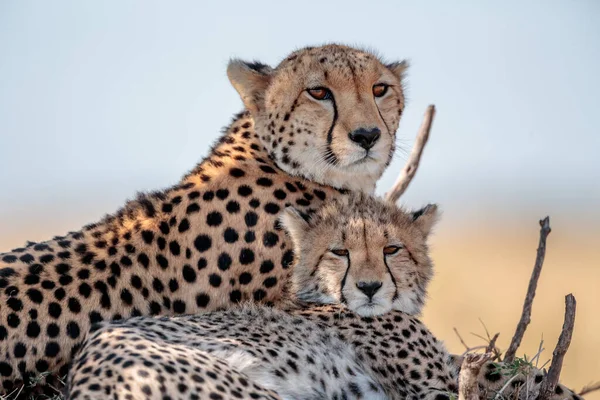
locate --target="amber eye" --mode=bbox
[330,249,349,257]
[373,84,389,98]
[307,87,332,100]
[383,245,402,255]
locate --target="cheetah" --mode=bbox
[67,194,582,400]
[0,44,408,393]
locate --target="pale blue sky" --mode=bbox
[1,1,599,246]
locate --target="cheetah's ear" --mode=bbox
[227,59,274,113]
[386,60,409,82]
[410,204,439,237]
[279,207,310,244]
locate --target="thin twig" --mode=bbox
[458,352,492,400]
[579,382,600,396]
[385,105,435,203]
[539,294,577,400]
[504,217,552,364]
[485,333,501,360]
[454,327,470,352]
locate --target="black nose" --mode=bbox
[348,127,381,150]
[356,281,383,299]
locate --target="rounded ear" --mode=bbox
[410,204,439,237]
[386,60,409,82]
[227,59,273,113]
[278,207,310,244]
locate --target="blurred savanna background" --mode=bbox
[1,1,598,396]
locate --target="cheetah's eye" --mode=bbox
[383,245,403,255]
[330,249,349,257]
[307,87,332,101]
[373,84,389,98]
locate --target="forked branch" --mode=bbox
[539,294,577,400]
[385,105,435,203]
[503,217,552,363]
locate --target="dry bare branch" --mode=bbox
[458,352,492,400]
[454,327,470,352]
[579,381,600,396]
[504,216,552,363]
[539,294,577,400]
[385,105,435,203]
[485,333,501,360]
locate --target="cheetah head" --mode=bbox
[279,194,439,317]
[227,44,408,192]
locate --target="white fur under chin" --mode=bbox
[274,145,384,193]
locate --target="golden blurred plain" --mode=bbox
[423,214,600,399]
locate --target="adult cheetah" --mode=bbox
[0,44,408,393]
[67,195,581,400]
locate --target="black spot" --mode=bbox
[186,203,200,214]
[48,303,62,319]
[229,168,245,177]
[206,211,223,227]
[260,165,277,174]
[239,272,252,285]
[237,185,253,197]
[223,228,239,243]
[249,198,260,208]
[120,255,132,267]
[263,277,277,288]
[14,343,27,358]
[273,189,287,200]
[7,314,20,328]
[260,260,275,274]
[26,322,40,338]
[45,342,60,358]
[218,253,232,271]
[68,297,82,313]
[120,289,133,305]
[178,219,190,233]
[196,293,210,308]
[7,298,22,312]
[130,275,143,290]
[281,250,294,269]
[78,283,92,298]
[194,235,212,252]
[39,254,54,264]
[226,201,240,213]
[169,279,179,292]
[89,311,103,324]
[169,241,181,256]
[152,278,164,293]
[256,178,273,187]
[173,300,186,314]
[0,362,13,377]
[66,321,80,339]
[263,232,279,247]
[264,203,280,214]
[253,289,267,301]
[197,258,208,270]
[156,255,169,269]
[138,253,150,269]
[239,248,255,265]
[229,290,242,303]
[209,274,222,288]
[182,265,197,283]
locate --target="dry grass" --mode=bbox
[423,214,600,399]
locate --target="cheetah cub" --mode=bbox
[281,193,437,317]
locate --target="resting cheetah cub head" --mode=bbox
[280,194,438,317]
[227,44,408,192]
